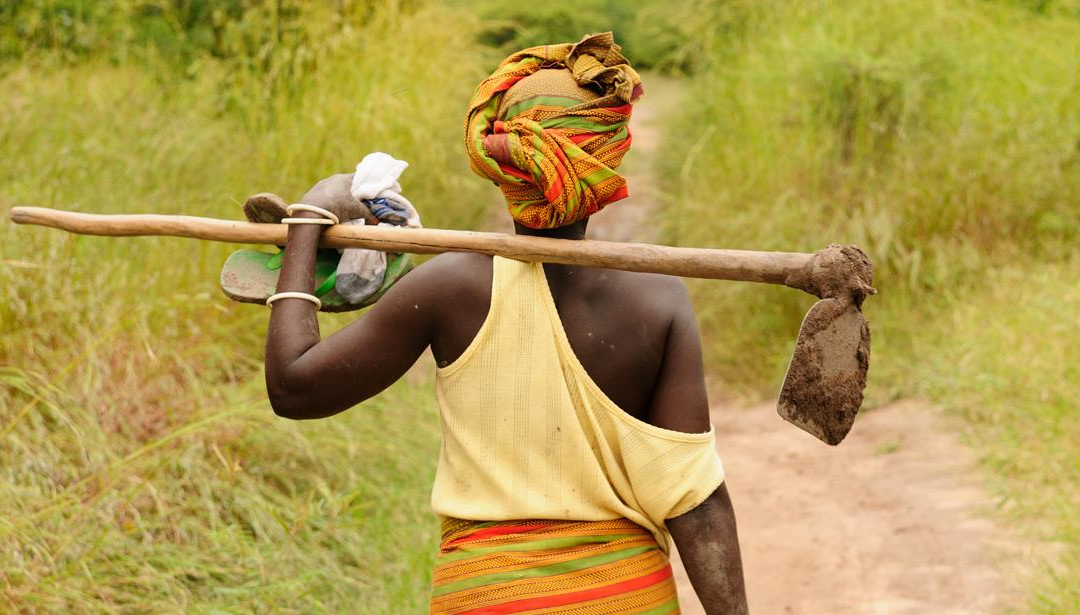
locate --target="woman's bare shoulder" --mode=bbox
[389,252,493,311]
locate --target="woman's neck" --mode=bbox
[512,220,588,240]
[512,220,590,295]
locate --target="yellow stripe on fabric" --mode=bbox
[435,547,664,597]
[434,535,659,585]
[431,549,672,612]
[436,532,641,566]
[520,584,679,615]
[432,545,653,597]
[433,550,668,608]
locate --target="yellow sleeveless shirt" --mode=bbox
[432,256,725,551]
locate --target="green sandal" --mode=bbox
[220,248,413,312]
[219,192,413,312]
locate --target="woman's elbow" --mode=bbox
[267,381,318,420]
[267,386,343,420]
[269,394,304,420]
[264,370,358,419]
[265,366,309,418]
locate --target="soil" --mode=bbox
[671,401,1032,614]
[776,298,869,446]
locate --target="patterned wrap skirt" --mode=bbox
[430,517,680,614]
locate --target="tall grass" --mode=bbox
[1,3,491,611]
[5,0,1079,611]
[658,0,1080,610]
[910,259,1080,611]
[663,0,1080,388]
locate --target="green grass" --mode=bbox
[469,0,747,73]
[909,259,1080,610]
[658,0,1080,610]
[1,374,442,612]
[1,3,491,611]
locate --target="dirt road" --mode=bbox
[669,401,1030,614]
[584,77,1031,614]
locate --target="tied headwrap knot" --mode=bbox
[465,32,643,229]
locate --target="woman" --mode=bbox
[263,33,748,614]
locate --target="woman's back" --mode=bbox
[430,255,724,549]
[427,252,711,434]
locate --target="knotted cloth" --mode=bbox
[465,32,643,229]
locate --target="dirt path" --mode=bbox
[672,401,1031,614]
[586,78,1031,614]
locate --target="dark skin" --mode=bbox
[265,175,749,614]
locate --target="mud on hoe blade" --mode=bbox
[9,206,876,444]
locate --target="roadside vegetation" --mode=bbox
[2,0,1078,612]
[1,1,489,611]
[658,1,1080,611]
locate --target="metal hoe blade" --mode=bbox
[778,298,871,445]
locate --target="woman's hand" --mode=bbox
[297,173,377,225]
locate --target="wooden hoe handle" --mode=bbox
[9,206,874,300]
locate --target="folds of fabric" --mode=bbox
[430,518,679,614]
[464,32,643,229]
[335,152,422,304]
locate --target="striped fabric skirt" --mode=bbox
[430,517,680,614]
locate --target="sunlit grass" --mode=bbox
[663,0,1080,388]
[658,0,1080,610]
[1,3,487,611]
[0,371,442,612]
[909,259,1080,613]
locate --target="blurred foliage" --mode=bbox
[471,0,763,73]
[661,0,1080,387]
[0,0,427,105]
[992,0,1080,15]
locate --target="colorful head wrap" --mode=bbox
[465,32,643,229]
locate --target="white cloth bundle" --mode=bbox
[335,152,422,304]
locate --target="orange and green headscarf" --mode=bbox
[465,32,643,229]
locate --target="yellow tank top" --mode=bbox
[432,256,725,551]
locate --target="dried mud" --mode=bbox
[778,299,871,445]
[786,243,877,305]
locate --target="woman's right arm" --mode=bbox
[667,485,749,615]
[647,279,749,614]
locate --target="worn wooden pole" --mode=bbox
[9,206,817,290]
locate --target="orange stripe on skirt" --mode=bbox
[430,518,680,614]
